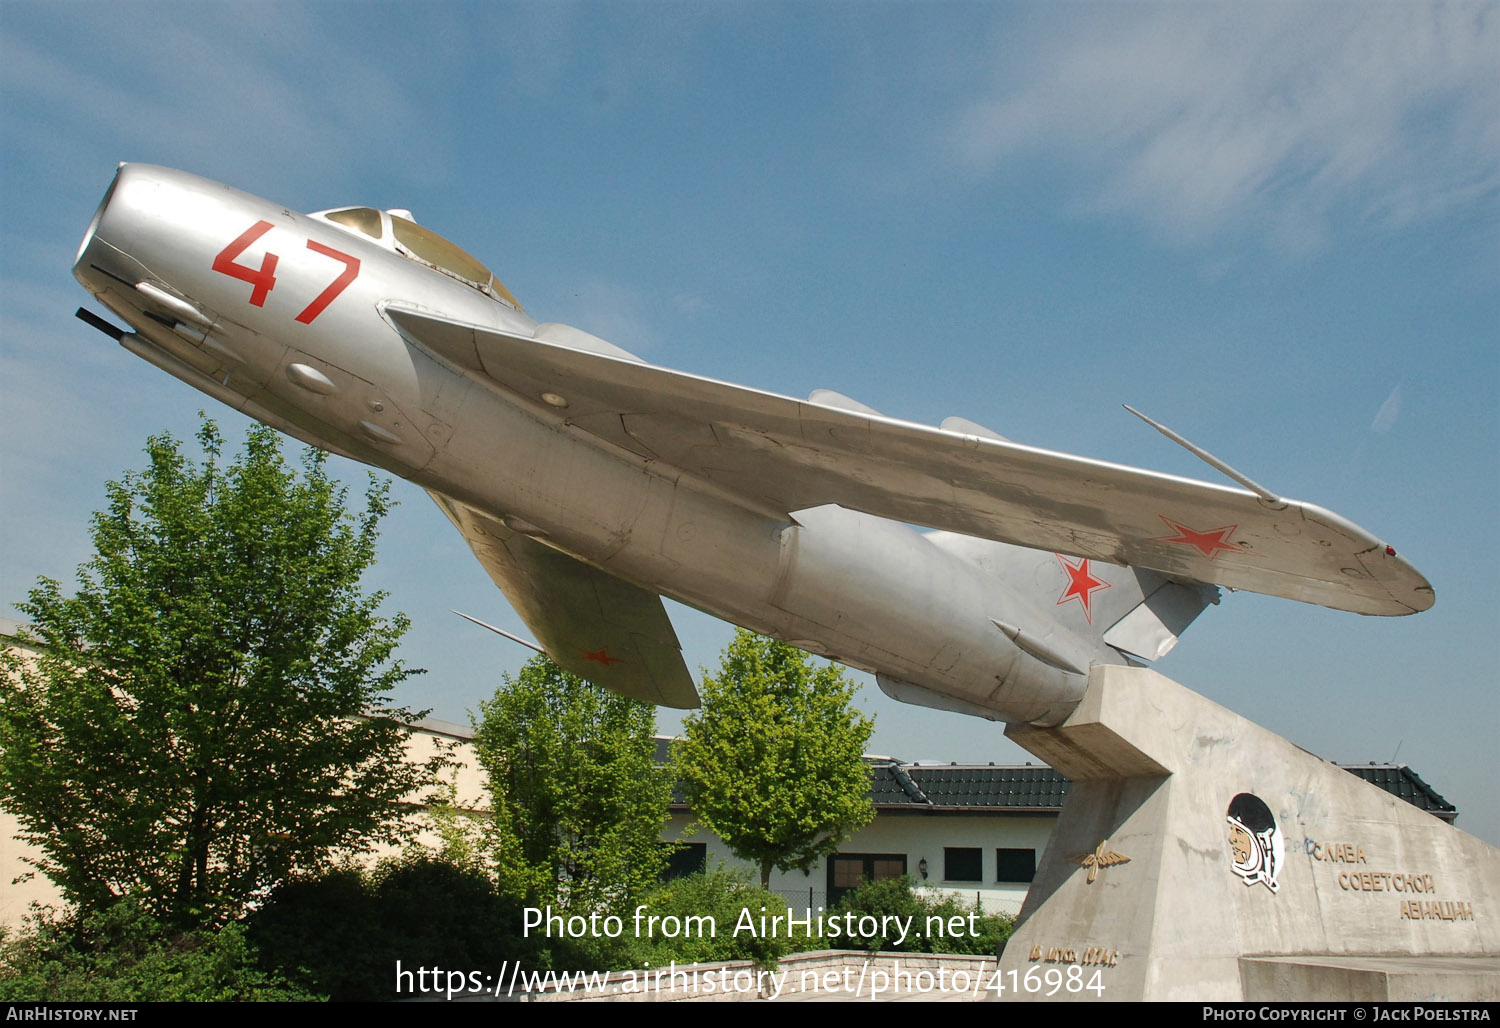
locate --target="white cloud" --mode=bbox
[1371,383,1403,434]
[947,3,1500,252]
[0,4,438,193]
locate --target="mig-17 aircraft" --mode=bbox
[72,164,1433,724]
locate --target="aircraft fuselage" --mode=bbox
[74,165,1344,724]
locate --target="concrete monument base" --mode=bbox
[995,665,1499,1002]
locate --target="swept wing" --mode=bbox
[394,308,1432,618]
[430,491,700,707]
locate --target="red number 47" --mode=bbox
[212,221,360,325]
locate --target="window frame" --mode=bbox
[995,847,1037,883]
[826,852,908,906]
[943,846,983,883]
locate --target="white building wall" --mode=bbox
[662,810,1057,917]
[0,715,488,930]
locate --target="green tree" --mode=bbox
[0,898,321,1002]
[675,630,875,889]
[0,420,431,926]
[247,856,539,1000]
[473,655,671,918]
[828,875,1013,955]
[632,868,795,968]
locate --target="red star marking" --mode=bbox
[581,648,626,667]
[1055,554,1111,624]
[1151,516,1243,560]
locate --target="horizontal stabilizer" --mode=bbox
[391,307,1432,617]
[1102,580,1219,662]
[430,491,699,708]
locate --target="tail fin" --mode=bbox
[924,531,1219,664]
[1100,574,1220,662]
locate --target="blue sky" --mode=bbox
[3,2,1496,844]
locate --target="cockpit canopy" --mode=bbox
[312,206,522,311]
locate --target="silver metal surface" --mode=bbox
[72,165,1435,724]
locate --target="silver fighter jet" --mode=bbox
[72,165,1434,725]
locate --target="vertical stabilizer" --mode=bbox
[924,530,1219,664]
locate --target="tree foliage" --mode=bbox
[675,630,875,888]
[473,655,671,917]
[247,855,537,1000]
[0,898,321,1002]
[632,868,796,968]
[0,420,430,926]
[828,875,1014,955]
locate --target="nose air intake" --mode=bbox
[75,165,124,269]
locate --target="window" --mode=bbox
[996,848,1037,883]
[324,207,383,239]
[390,214,522,310]
[316,206,523,310]
[827,852,906,906]
[944,847,982,883]
[391,215,491,286]
[663,842,706,881]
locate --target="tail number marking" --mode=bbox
[212,223,360,324]
[211,221,278,307]
[295,241,361,324]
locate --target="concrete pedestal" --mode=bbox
[996,665,1499,1001]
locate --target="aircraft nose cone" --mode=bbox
[74,164,163,292]
[74,164,221,317]
[74,166,125,279]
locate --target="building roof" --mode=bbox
[869,760,1453,821]
[1340,763,1457,821]
[665,745,1457,822]
[869,761,1070,812]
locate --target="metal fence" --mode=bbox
[768,886,830,912]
